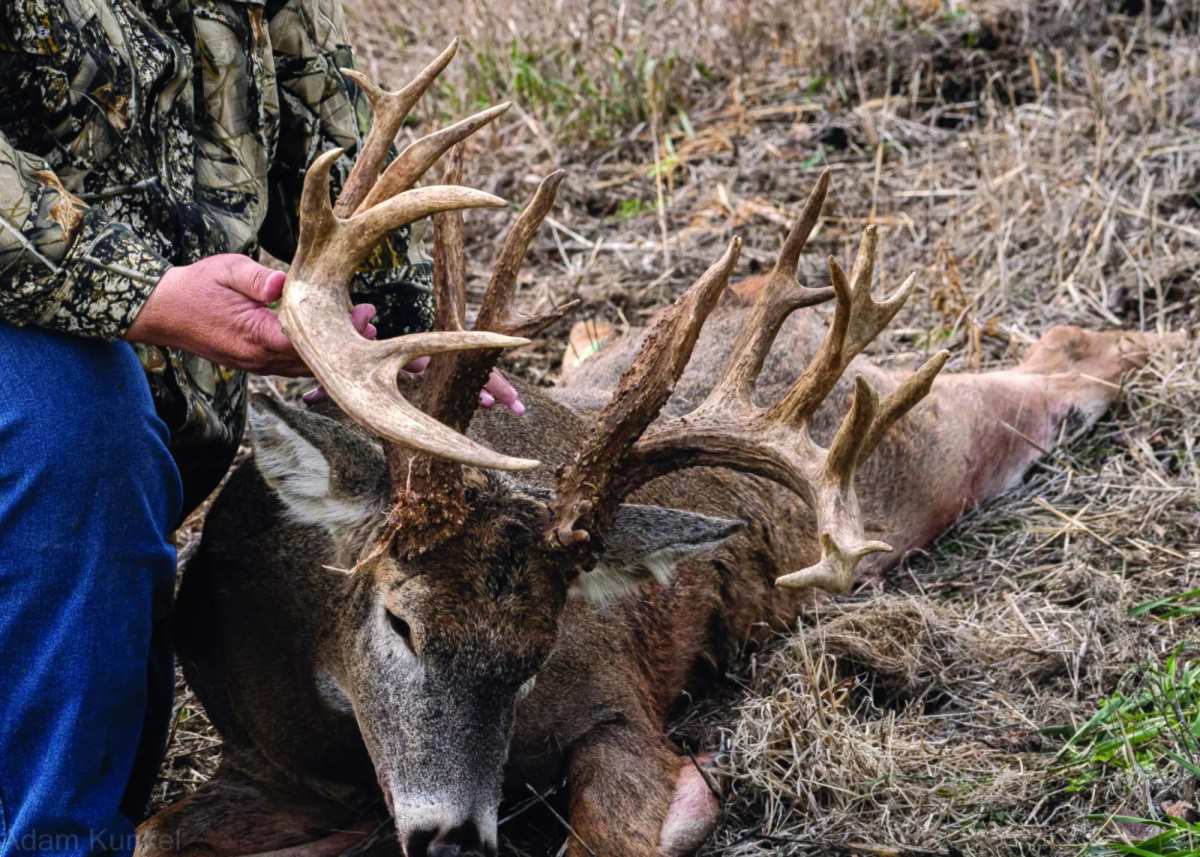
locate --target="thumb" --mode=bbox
[223,256,285,304]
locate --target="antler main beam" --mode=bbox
[548,238,745,548]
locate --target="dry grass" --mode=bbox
[701,347,1200,855]
[154,0,1199,853]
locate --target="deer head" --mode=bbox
[248,43,947,857]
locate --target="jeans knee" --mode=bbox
[0,326,182,532]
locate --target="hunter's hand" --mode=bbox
[378,358,524,413]
[125,254,375,376]
[479,368,525,414]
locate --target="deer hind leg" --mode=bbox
[135,764,380,857]
[963,324,1159,494]
[564,724,721,857]
[857,324,1166,569]
[1014,324,1160,412]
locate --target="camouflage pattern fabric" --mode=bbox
[0,0,435,514]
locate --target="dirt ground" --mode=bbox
[154,2,1200,854]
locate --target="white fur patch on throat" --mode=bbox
[570,566,641,605]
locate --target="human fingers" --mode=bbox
[483,368,525,415]
[220,255,286,303]
[403,355,431,375]
[350,303,378,339]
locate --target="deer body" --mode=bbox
[144,294,1149,857]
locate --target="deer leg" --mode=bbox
[659,753,724,857]
[858,325,1165,569]
[564,724,720,857]
[135,764,380,857]
[953,325,1157,487]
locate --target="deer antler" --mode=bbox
[278,47,541,472]
[418,161,574,436]
[547,237,749,549]
[548,171,949,592]
[380,149,574,553]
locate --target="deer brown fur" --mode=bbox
[137,287,1158,857]
[135,52,1168,857]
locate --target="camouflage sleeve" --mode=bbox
[261,0,434,338]
[0,136,170,339]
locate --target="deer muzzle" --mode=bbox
[353,658,512,857]
[382,786,498,857]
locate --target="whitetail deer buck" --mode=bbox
[137,42,1164,857]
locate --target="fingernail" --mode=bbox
[266,270,287,299]
[510,399,526,416]
[480,391,495,408]
[302,387,325,404]
[365,324,378,340]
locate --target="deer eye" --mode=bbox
[387,611,413,650]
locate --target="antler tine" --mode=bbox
[825,375,880,491]
[500,299,581,339]
[766,257,853,425]
[291,147,507,291]
[280,75,542,472]
[860,349,949,460]
[574,175,947,593]
[775,169,832,282]
[775,530,893,591]
[357,102,512,215]
[846,226,918,357]
[708,170,836,409]
[478,170,567,333]
[336,39,459,216]
[430,146,468,334]
[414,169,569,436]
[548,238,743,549]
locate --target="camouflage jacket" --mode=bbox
[0,0,434,514]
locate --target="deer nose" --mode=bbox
[407,820,492,857]
[410,841,490,857]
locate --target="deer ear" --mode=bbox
[248,394,389,532]
[569,504,744,605]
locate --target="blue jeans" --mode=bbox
[0,324,182,856]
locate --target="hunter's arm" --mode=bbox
[0,135,171,340]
